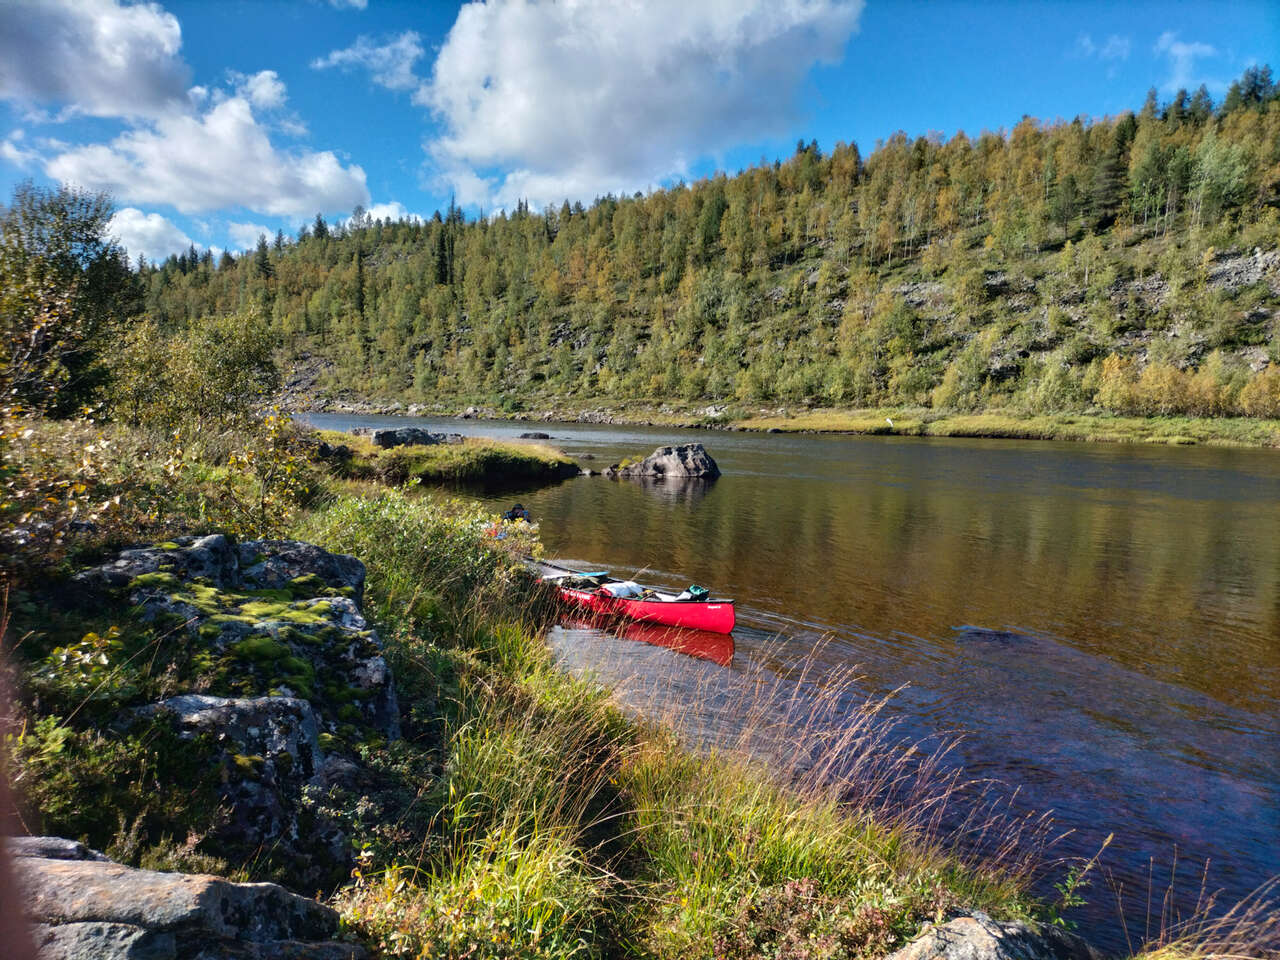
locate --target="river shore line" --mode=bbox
[288,395,1280,449]
[9,417,1078,959]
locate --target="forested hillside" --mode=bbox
[139,68,1280,419]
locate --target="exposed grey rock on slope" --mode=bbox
[20,851,366,960]
[604,443,721,479]
[75,534,239,592]
[885,913,1101,960]
[238,540,366,606]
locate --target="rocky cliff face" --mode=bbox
[61,535,401,889]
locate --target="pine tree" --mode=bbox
[254,234,273,280]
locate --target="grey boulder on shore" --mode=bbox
[350,426,462,448]
[603,442,721,480]
[12,838,365,960]
[884,912,1101,960]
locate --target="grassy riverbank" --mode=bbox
[308,397,1280,449]
[731,407,1280,447]
[301,489,1041,957]
[316,429,580,487]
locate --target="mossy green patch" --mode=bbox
[233,635,290,662]
[237,599,332,624]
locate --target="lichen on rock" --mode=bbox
[70,535,404,889]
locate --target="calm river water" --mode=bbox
[304,413,1280,952]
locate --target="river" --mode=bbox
[303,412,1280,952]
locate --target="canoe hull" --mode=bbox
[555,585,736,634]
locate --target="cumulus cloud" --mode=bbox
[1155,31,1218,92]
[109,207,195,262]
[0,0,190,119]
[349,201,423,224]
[422,0,863,209]
[1,129,40,169]
[46,95,369,217]
[228,221,273,251]
[312,32,425,93]
[232,70,287,110]
[328,0,368,9]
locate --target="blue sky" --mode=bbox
[1,0,1274,263]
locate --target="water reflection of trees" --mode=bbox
[547,457,1280,713]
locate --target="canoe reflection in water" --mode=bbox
[563,616,734,667]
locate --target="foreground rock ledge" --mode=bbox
[885,912,1101,960]
[14,839,365,960]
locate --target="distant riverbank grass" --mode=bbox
[315,429,579,487]
[733,407,1280,447]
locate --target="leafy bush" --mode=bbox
[111,311,278,431]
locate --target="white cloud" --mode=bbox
[328,0,368,9]
[1075,33,1130,62]
[109,207,195,263]
[422,0,863,209]
[46,95,369,217]
[312,32,425,93]
[0,0,189,119]
[1,129,40,169]
[232,70,287,111]
[228,221,273,251]
[1155,31,1218,92]
[348,201,423,225]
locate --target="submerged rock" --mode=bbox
[604,442,721,480]
[518,431,551,439]
[18,847,365,960]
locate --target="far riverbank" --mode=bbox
[287,394,1280,449]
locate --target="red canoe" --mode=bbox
[533,560,736,635]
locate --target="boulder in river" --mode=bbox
[604,443,720,480]
[518,432,552,439]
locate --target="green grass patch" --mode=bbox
[314,429,580,488]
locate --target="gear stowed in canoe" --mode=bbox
[529,558,736,635]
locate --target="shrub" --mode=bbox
[341,828,607,960]
[1239,365,1280,418]
[111,311,278,431]
[1094,353,1138,413]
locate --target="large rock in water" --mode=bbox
[884,913,1101,960]
[15,841,366,960]
[606,443,721,479]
